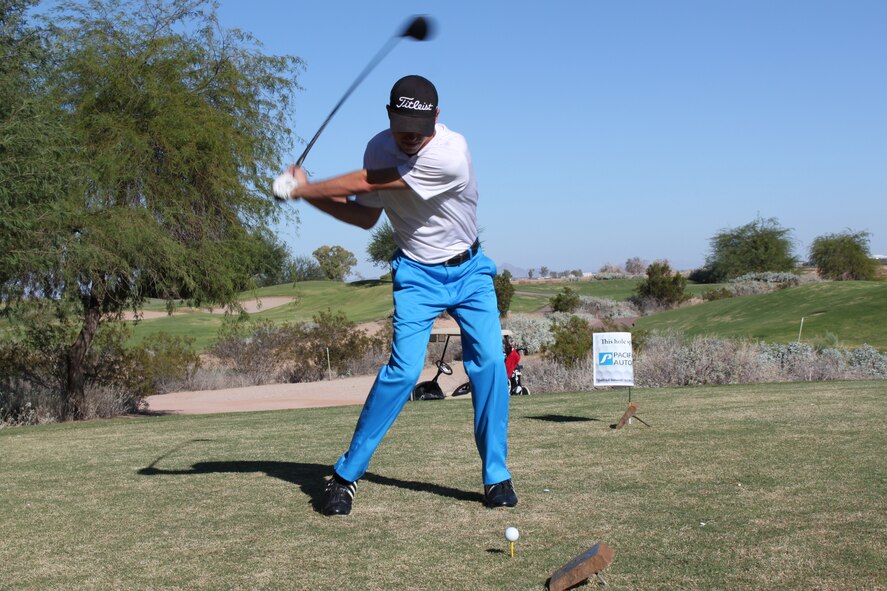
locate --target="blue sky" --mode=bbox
[215,0,887,277]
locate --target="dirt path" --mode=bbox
[144,316,471,415]
[144,361,471,415]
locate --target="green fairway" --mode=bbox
[514,279,644,300]
[636,281,887,349]
[2,381,884,590]
[127,280,394,349]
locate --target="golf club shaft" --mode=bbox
[295,35,401,167]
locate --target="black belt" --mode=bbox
[441,239,480,267]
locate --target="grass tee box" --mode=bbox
[1,381,885,590]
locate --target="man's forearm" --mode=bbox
[297,170,372,200]
[292,167,406,200]
[303,197,381,229]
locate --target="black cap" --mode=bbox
[387,75,438,136]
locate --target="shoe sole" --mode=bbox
[483,501,517,508]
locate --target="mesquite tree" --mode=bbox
[809,230,878,280]
[703,217,797,282]
[1,0,303,418]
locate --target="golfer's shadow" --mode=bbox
[138,457,483,513]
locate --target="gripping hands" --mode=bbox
[272,171,300,202]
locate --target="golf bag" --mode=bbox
[452,339,530,397]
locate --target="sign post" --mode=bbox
[593,332,649,429]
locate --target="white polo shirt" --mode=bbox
[356,123,479,265]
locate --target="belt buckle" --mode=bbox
[444,250,465,267]
[443,239,478,267]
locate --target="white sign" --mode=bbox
[593,332,634,387]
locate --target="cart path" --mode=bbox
[144,360,470,415]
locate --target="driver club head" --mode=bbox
[401,15,435,41]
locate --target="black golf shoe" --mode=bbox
[322,474,357,516]
[483,479,518,508]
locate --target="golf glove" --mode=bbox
[273,172,300,201]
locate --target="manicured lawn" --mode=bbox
[2,381,884,590]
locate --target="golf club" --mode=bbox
[295,15,435,168]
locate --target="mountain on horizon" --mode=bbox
[497,262,529,278]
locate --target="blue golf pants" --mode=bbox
[333,248,512,485]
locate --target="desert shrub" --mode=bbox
[550,287,581,313]
[1,380,153,425]
[300,309,379,380]
[702,287,733,301]
[726,271,806,297]
[578,296,639,319]
[86,327,200,399]
[631,261,690,312]
[813,348,851,381]
[0,318,192,423]
[758,342,819,381]
[211,317,300,383]
[519,356,596,394]
[172,364,263,392]
[494,271,515,317]
[0,388,38,427]
[348,318,393,375]
[80,384,144,419]
[136,333,201,394]
[732,271,802,286]
[503,314,554,354]
[633,335,887,387]
[544,315,593,367]
[753,341,882,382]
[0,309,72,396]
[634,333,774,387]
[0,382,60,427]
[546,311,599,328]
[209,310,387,384]
[727,281,779,297]
[847,344,887,378]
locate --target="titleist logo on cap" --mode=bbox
[395,96,435,112]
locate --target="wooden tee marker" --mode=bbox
[612,401,651,429]
[610,387,651,430]
[547,543,615,591]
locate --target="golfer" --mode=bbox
[274,75,516,516]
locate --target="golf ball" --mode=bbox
[505,527,520,542]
